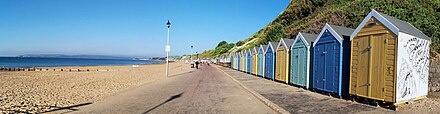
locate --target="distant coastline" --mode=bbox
[0,57,164,68]
[16,54,134,60]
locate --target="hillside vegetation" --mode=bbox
[201,0,439,58]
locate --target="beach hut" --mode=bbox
[234,53,238,70]
[243,50,248,72]
[258,45,267,77]
[349,10,430,104]
[252,47,258,75]
[225,55,231,67]
[275,38,295,83]
[264,42,278,80]
[240,51,245,71]
[312,24,354,97]
[237,52,241,71]
[290,32,318,88]
[230,53,234,69]
[247,49,252,73]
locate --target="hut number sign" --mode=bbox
[165,45,171,52]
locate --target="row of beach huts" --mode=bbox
[214,10,431,106]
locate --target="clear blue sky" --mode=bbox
[0,0,289,58]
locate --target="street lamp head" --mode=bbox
[166,20,171,28]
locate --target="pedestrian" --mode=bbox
[195,61,199,69]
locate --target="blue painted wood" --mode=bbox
[258,49,264,76]
[265,47,275,80]
[230,55,234,69]
[313,30,343,96]
[237,54,240,71]
[247,51,252,73]
[290,39,308,87]
[243,52,246,72]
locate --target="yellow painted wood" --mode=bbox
[252,54,257,74]
[240,54,244,71]
[276,45,288,83]
[350,17,397,103]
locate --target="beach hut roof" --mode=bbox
[259,45,268,53]
[277,38,295,51]
[350,9,430,40]
[266,42,278,54]
[247,48,252,55]
[252,47,258,54]
[313,24,354,47]
[292,32,318,49]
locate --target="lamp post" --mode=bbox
[190,45,193,63]
[165,20,171,79]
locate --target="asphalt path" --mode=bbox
[73,64,275,114]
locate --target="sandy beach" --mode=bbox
[0,61,193,113]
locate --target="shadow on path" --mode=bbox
[42,102,92,113]
[169,71,194,78]
[143,93,184,114]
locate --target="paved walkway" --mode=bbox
[73,64,275,114]
[217,66,395,114]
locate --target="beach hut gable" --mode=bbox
[266,42,277,54]
[350,9,399,40]
[259,45,267,54]
[292,32,318,50]
[292,33,309,49]
[276,38,295,51]
[252,47,258,54]
[350,9,430,41]
[313,24,344,47]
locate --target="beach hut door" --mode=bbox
[314,44,326,90]
[353,36,371,97]
[353,34,386,100]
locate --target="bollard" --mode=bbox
[69,69,71,72]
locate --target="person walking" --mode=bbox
[195,61,199,69]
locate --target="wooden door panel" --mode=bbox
[371,34,386,100]
[355,36,370,97]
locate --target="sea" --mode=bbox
[0,57,164,68]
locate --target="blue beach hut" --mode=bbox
[312,24,354,97]
[230,53,234,69]
[264,42,277,80]
[258,45,267,77]
[243,50,247,72]
[290,32,318,89]
[237,52,241,71]
[247,48,252,73]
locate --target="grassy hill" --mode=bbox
[202,0,440,58]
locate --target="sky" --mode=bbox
[0,0,289,58]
